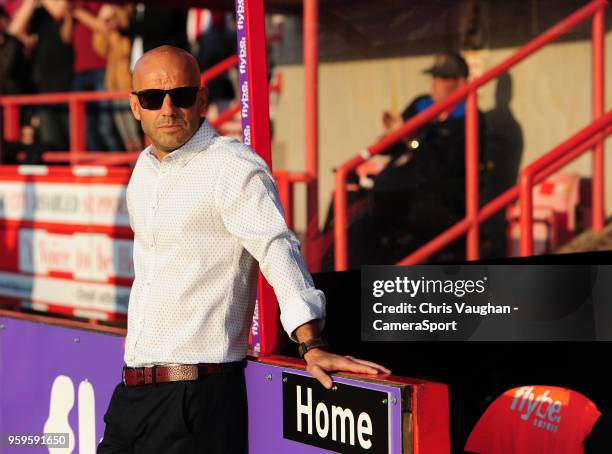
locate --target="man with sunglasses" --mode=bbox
[98,45,389,453]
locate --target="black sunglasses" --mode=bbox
[132,86,199,110]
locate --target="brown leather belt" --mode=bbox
[122,361,245,387]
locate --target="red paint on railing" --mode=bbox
[304,0,320,269]
[1,55,241,164]
[465,91,480,261]
[519,112,612,255]
[592,7,605,231]
[200,55,238,86]
[274,171,314,231]
[399,119,612,265]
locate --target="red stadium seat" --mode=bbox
[465,385,600,453]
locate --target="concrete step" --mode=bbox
[557,221,612,253]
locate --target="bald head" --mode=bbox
[129,45,208,159]
[132,45,201,91]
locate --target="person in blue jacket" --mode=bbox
[364,52,486,265]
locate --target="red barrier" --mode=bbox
[259,353,450,454]
[0,55,241,164]
[0,165,132,321]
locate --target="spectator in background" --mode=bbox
[188,9,236,115]
[72,1,123,151]
[2,122,46,165]
[93,4,142,152]
[125,3,189,69]
[0,5,30,95]
[9,0,74,151]
[365,52,486,263]
[322,52,486,269]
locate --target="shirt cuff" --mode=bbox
[280,287,326,342]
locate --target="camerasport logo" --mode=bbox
[510,386,562,433]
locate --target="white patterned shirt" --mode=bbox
[124,121,326,367]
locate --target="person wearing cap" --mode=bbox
[381,52,470,165]
[357,52,485,265]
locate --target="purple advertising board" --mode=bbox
[0,316,124,453]
[234,0,251,146]
[0,314,409,453]
[246,363,404,453]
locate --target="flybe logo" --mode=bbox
[510,386,562,433]
[282,372,389,453]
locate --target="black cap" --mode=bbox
[423,52,469,79]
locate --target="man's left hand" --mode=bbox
[304,348,391,389]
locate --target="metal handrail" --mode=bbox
[519,112,612,256]
[333,0,608,270]
[397,113,612,265]
[0,54,241,163]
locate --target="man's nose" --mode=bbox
[159,93,179,116]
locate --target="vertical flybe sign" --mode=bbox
[282,372,389,453]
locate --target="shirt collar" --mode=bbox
[146,119,218,167]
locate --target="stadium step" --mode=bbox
[557,220,612,253]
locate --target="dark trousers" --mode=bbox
[98,368,248,453]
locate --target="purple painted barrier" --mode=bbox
[246,363,404,453]
[0,314,415,453]
[0,315,124,453]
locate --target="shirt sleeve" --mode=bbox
[214,143,326,341]
[125,151,147,232]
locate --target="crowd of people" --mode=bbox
[0,1,236,161]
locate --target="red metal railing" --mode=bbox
[519,114,612,256]
[200,55,238,86]
[0,55,282,166]
[398,114,612,264]
[304,0,320,267]
[272,171,315,231]
[333,0,608,270]
[0,55,230,163]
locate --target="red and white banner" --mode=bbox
[0,166,133,320]
[18,229,134,281]
[0,271,130,319]
[0,181,129,226]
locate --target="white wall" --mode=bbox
[271,33,612,233]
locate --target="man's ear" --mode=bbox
[129,94,142,121]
